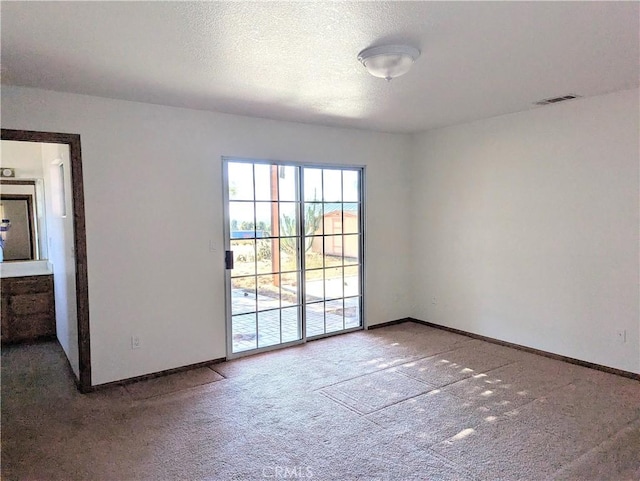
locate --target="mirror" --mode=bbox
[1,194,35,260]
[0,179,47,262]
[0,140,50,263]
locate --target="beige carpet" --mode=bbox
[2,322,639,480]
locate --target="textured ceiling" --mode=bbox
[2,1,638,133]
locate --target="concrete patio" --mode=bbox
[231,288,360,352]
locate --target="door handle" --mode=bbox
[225,250,234,270]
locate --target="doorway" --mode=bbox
[1,129,91,392]
[223,159,364,357]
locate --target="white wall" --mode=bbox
[410,89,640,373]
[5,85,635,382]
[1,140,43,178]
[1,86,413,385]
[41,142,78,377]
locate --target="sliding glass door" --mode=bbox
[224,159,363,357]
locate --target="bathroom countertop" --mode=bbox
[0,260,53,278]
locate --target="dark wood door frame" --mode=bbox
[1,129,91,392]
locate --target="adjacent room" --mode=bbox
[1,2,638,480]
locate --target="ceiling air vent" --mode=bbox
[534,94,581,106]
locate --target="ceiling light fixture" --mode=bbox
[357,45,420,81]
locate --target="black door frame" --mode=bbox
[1,129,92,392]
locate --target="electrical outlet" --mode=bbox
[209,240,217,252]
[431,297,437,305]
[615,329,626,344]
[131,335,141,349]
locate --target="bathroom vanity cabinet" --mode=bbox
[1,274,55,343]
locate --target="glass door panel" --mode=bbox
[302,167,363,338]
[226,161,302,354]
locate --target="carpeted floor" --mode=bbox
[2,322,639,480]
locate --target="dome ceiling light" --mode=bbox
[357,45,420,81]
